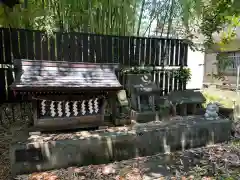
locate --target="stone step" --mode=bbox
[10,115,232,176]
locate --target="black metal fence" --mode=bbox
[0,28,188,103]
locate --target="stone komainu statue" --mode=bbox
[204,102,220,120]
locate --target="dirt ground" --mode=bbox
[203,87,240,108]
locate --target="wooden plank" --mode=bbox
[123,37,130,66]
[115,37,121,64]
[165,39,170,65]
[109,92,118,125]
[5,68,15,101]
[183,42,188,66]
[63,33,70,61]
[174,40,180,66]
[107,36,113,63]
[69,33,76,62]
[159,70,164,96]
[83,33,89,62]
[10,29,20,60]
[41,33,49,60]
[101,35,107,63]
[95,35,101,63]
[179,41,184,66]
[89,34,95,62]
[49,34,56,61]
[155,39,160,66]
[135,37,140,65]
[160,39,165,66]
[169,39,175,66]
[129,37,135,65]
[119,37,125,64]
[75,33,83,62]
[3,28,12,63]
[179,80,183,91]
[0,29,4,64]
[56,32,63,61]
[104,36,109,63]
[0,68,7,103]
[169,70,173,92]
[150,38,156,65]
[182,80,187,90]
[145,38,151,65]
[140,38,145,65]
[164,70,169,95]
[26,30,34,60]
[34,31,42,60]
[173,70,178,91]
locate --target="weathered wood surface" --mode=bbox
[168,89,206,104]
[11,60,122,91]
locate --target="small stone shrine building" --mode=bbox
[10,60,122,130]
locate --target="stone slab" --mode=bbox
[130,110,161,123]
[130,110,171,123]
[10,116,232,175]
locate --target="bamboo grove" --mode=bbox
[0,0,240,45]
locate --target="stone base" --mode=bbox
[130,110,167,123]
[10,116,232,175]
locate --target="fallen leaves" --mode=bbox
[102,165,116,175]
[4,117,240,180]
[29,172,59,180]
[119,167,143,180]
[13,141,240,180]
[0,129,12,180]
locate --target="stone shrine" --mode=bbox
[10,60,122,130]
[124,73,168,123]
[168,89,206,116]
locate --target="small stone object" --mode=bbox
[102,165,116,175]
[28,135,40,140]
[117,90,129,106]
[98,126,108,130]
[204,102,220,120]
[29,131,41,136]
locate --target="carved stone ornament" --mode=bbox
[204,102,221,120]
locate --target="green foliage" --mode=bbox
[208,53,235,81]
[0,0,140,36]
[202,92,233,108]
[173,68,191,83]
[199,0,240,47]
[120,66,154,74]
[120,66,191,83]
[0,0,238,49]
[216,53,233,73]
[176,0,240,48]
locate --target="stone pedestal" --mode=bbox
[10,116,232,175]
